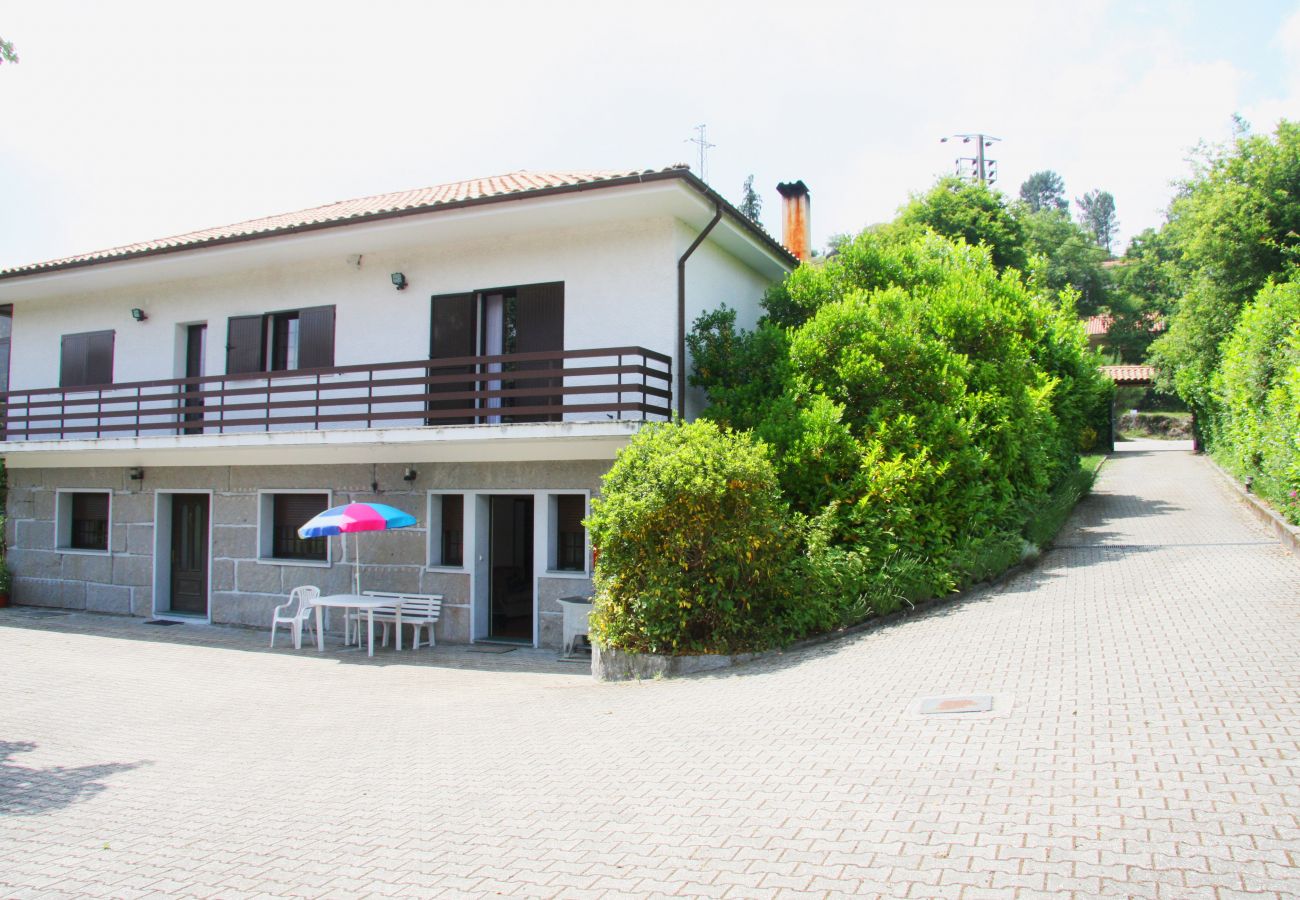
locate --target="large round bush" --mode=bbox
[586,420,807,655]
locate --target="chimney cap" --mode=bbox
[776,180,810,199]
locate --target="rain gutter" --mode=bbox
[676,205,723,419]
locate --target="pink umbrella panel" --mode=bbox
[297,502,418,594]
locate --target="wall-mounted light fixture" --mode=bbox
[402,467,418,482]
[130,308,148,322]
[127,467,144,481]
[390,272,408,291]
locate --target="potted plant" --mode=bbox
[0,556,11,608]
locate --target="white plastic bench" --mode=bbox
[352,591,443,650]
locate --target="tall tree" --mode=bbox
[1148,120,1300,442]
[738,175,762,224]
[1022,208,1110,315]
[1019,170,1068,212]
[1076,190,1118,253]
[894,176,1028,272]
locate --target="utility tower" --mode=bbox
[941,133,1001,185]
[685,124,716,183]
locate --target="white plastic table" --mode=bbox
[300,594,403,658]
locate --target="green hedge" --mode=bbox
[589,229,1112,657]
[1216,277,1300,524]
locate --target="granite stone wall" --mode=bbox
[5,460,604,648]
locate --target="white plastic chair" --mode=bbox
[269,585,321,649]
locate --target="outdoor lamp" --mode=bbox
[390,272,407,291]
[127,467,144,481]
[130,308,148,322]
[402,467,418,482]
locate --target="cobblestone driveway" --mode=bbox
[2,440,1298,898]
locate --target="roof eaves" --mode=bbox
[0,167,798,281]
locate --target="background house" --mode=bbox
[0,166,801,648]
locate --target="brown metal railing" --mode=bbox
[0,346,672,441]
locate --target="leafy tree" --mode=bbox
[0,37,16,65]
[1149,120,1300,442]
[1019,170,1068,212]
[1076,189,1118,253]
[738,175,762,224]
[1104,227,1179,362]
[894,176,1029,272]
[1022,208,1110,316]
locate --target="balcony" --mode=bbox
[1,346,672,445]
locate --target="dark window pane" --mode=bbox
[440,494,464,567]
[271,493,328,560]
[268,312,300,372]
[555,494,585,571]
[70,492,109,551]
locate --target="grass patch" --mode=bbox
[1023,454,1104,549]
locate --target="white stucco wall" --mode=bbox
[677,220,777,419]
[8,217,680,392]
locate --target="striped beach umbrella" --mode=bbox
[297,502,418,594]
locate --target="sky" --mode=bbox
[2,0,1298,270]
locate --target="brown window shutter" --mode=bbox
[86,330,114,385]
[428,293,477,424]
[60,330,114,387]
[226,315,266,374]
[60,333,88,387]
[512,282,564,421]
[514,282,564,354]
[297,305,336,369]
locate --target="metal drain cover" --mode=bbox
[919,695,994,714]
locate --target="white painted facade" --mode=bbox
[0,173,796,646]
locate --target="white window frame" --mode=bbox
[54,489,113,555]
[256,489,333,567]
[425,492,468,571]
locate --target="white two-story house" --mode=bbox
[0,167,806,649]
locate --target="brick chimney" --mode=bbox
[776,180,811,262]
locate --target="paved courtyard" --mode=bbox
[1,439,1298,898]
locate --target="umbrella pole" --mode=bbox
[353,531,361,595]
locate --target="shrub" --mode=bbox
[586,421,832,655]
[1216,278,1300,523]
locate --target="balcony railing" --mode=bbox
[0,346,672,442]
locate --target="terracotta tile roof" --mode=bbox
[4,166,774,278]
[1100,364,1156,385]
[1084,314,1165,337]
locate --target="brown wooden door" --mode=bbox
[170,494,209,615]
[181,324,206,435]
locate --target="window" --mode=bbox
[60,330,114,388]
[56,490,111,552]
[428,494,465,568]
[226,306,335,375]
[259,492,330,562]
[553,494,586,572]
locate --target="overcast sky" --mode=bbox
[2,0,1298,270]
